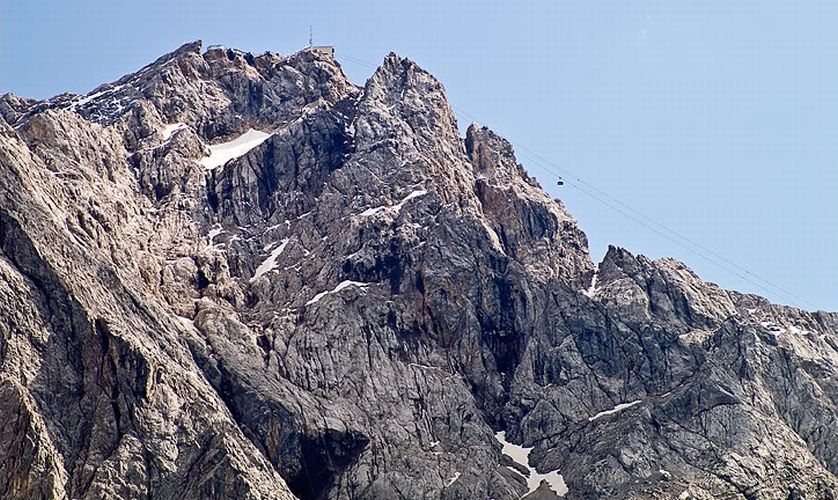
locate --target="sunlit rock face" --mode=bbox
[1,41,837,499]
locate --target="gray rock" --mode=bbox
[0,40,836,500]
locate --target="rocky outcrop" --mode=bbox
[1,40,836,500]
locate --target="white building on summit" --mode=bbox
[305,45,334,58]
[306,25,334,58]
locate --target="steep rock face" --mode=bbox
[1,40,837,500]
[466,125,591,289]
[0,117,294,499]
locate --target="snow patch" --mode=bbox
[177,316,199,333]
[72,83,126,109]
[588,400,642,422]
[161,122,187,141]
[359,205,387,217]
[760,321,784,332]
[306,281,370,306]
[359,190,428,217]
[250,239,289,282]
[263,221,288,233]
[199,129,272,170]
[208,226,224,242]
[75,90,110,108]
[494,431,567,497]
[207,226,226,251]
[582,271,598,298]
[482,221,505,254]
[787,325,812,335]
[395,189,428,209]
[445,472,461,487]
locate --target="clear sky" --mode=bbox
[2,1,836,311]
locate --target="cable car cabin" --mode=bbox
[557,178,564,186]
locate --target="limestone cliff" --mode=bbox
[1,41,836,500]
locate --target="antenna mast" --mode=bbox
[309,25,313,47]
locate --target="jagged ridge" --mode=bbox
[1,40,837,500]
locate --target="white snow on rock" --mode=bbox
[588,400,643,422]
[359,189,428,217]
[199,129,272,169]
[359,205,387,217]
[494,431,567,497]
[394,189,428,210]
[207,225,224,242]
[177,316,199,333]
[207,225,227,252]
[72,83,127,109]
[760,321,784,332]
[306,280,370,306]
[787,325,812,336]
[582,271,598,298]
[74,90,109,108]
[250,239,289,282]
[481,221,506,254]
[445,472,461,487]
[161,122,187,141]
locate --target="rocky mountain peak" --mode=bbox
[466,124,538,187]
[1,42,837,500]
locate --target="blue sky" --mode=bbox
[3,1,836,310]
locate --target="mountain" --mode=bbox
[1,40,837,500]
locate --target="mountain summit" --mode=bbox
[1,41,837,500]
